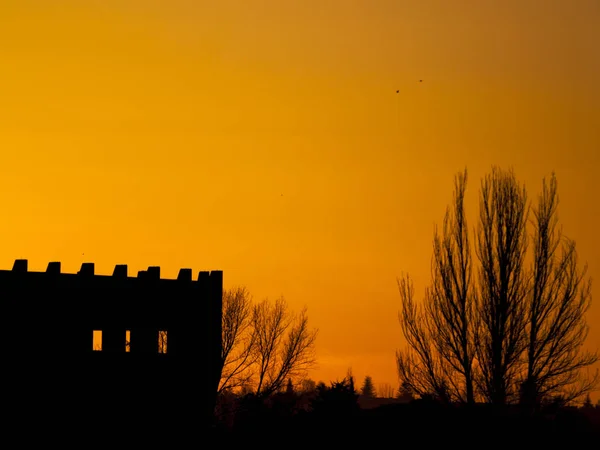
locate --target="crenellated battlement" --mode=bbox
[1,258,223,343]
[7,258,221,282]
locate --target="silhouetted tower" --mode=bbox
[3,259,223,443]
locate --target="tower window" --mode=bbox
[93,330,102,351]
[158,331,167,354]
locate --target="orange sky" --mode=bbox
[1,0,599,401]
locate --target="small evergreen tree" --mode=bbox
[361,375,376,397]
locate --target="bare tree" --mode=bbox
[378,383,396,399]
[522,174,598,408]
[425,169,476,404]
[218,286,257,393]
[217,288,318,397]
[475,166,529,405]
[397,170,475,404]
[398,167,597,406]
[253,297,318,396]
[299,378,317,393]
[397,274,451,402]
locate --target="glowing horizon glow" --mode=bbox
[1,0,598,401]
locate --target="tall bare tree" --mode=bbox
[425,169,476,404]
[475,166,529,405]
[397,274,451,402]
[398,167,597,406]
[522,174,598,408]
[378,383,396,399]
[397,170,475,404]
[253,297,318,396]
[218,286,257,393]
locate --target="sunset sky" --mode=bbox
[1,0,599,400]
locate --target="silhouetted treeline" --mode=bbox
[210,375,600,446]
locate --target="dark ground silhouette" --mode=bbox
[212,385,600,447]
[2,259,598,446]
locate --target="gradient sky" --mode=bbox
[1,0,599,400]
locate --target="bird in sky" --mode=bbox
[397,80,422,92]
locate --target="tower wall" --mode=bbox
[2,259,223,442]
